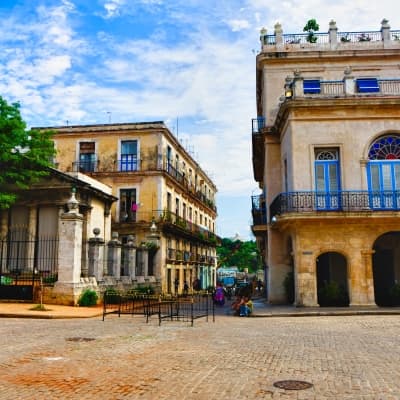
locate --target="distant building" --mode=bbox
[45,121,218,293]
[251,20,400,307]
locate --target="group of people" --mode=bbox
[231,295,253,317]
[213,282,254,317]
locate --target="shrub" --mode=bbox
[389,283,400,305]
[78,289,98,307]
[318,281,349,307]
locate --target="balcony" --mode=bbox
[270,190,400,221]
[251,195,267,225]
[70,154,216,212]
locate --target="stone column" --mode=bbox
[362,249,377,306]
[125,235,137,279]
[329,20,338,48]
[295,251,319,307]
[259,27,268,48]
[88,228,105,281]
[344,67,355,95]
[53,189,84,305]
[107,232,121,279]
[274,23,283,47]
[57,190,83,284]
[292,72,303,98]
[381,19,391,45]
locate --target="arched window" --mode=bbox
[368,135,400,160]
[367,134,400,209]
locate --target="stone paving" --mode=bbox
[1,305,400,399]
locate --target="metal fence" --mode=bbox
[103,291,215,326]
[0,227,58,300]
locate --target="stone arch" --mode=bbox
[372,231,400,306]
[316,251,349,307]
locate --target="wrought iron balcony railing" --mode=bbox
[251,194,267,225]
[270,190,400,221]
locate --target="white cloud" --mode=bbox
[226,19,250,32]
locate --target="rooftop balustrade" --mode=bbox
[260,19,400,51]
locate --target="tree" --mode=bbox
[303,18,319,43]
[217,238,262,273]
[0,96,55,209]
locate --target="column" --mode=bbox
[125,235,137,279]
[88,228,105,281]
[107,232,121,279]
[328,20,338,48]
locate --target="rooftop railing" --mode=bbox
[260,20,400,50]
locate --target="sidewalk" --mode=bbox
[1,299,400,319]
[0,302,103,319]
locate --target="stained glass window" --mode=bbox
[368,135,400,160]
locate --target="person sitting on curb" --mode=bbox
[239,296,253,317]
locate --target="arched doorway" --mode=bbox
[316,252,349,307]
[373,232,400,306]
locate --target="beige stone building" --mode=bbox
[47,121,218,294]
[251,20,400,307]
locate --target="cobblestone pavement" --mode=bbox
[1,309,400,400]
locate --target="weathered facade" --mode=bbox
[251,20,400,307]
[44,122,218,294]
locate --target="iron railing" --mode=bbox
[251,194,267,225]
[270,190,400,220]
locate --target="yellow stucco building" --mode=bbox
[252,20,400,307]
[47,121,218,294]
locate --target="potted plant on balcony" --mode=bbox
[303,19,319,43]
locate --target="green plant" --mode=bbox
[78,289,98,307]
[318,281,349,307]
[389,283,400,305]
[42,274,58,284]
[103,288,120,304]
[283,271,295,304]
[0,276,13,284]
[303,18,319,43]
[135,285,155,294]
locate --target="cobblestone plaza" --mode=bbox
[1,311,400,399]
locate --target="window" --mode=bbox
[367,135,400,209]
[119,189,137,222]
[314,148,340,210]
[120,140,138,171]
[303,79,320,94]
[79,142,96,172]
[356,78,379,93]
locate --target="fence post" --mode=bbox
[107,232,122,279]
[329,20,338,48]
[381,19,391,46]
[88,228,105,281]
[125,235,137,279]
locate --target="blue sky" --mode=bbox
[1,0,399,239]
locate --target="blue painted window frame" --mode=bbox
[314,159,341,210]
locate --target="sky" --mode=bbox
[1,0,399,239]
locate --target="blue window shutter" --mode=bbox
[356,78,379,93]
[303,80,320,94]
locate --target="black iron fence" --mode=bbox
[0,227,59,300]
[270,190,400,220]
[103,290,215,326]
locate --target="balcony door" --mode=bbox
[315,149,340,210]
[79,142,96,172]
[120,140,138,171]
[367,162,400,209]
[367,135,400,210]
